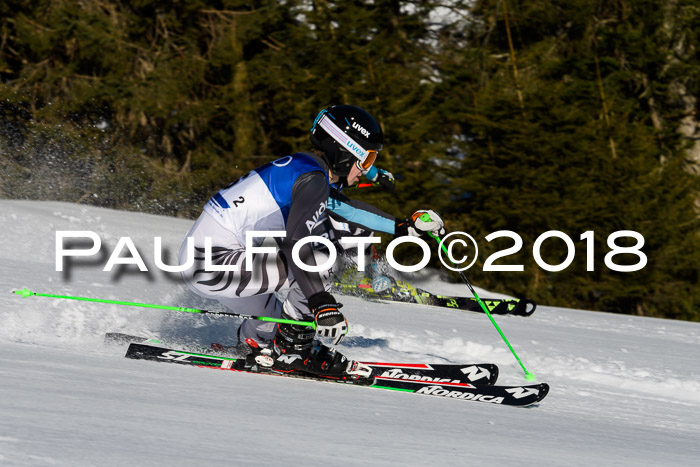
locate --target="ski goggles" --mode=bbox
[311,110,379,171]
[357,148,378,172]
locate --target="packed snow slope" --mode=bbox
[1,200,699,466]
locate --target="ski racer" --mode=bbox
[178,104,445,380]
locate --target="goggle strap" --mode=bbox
[315,113,373,166]
[310,109,327,132]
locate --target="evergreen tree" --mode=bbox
[434,0,700,319]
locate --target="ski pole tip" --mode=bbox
[524,371,536,382]
[13,288,33,298]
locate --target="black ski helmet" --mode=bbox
[310,105,383,176]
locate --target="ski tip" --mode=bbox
[522,300,537,317]
[523,383,550,407]
[511,299,537,317]
[491,364,500,385]
[536,383,550,402]
[13,288,33,298]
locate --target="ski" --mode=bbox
[333,276,536,317]
[361,361,498,386]
[124,343,548,406]
[371,376,549,406]
[108,333,498,385]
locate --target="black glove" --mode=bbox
[395,209,446,238]
[308,292,348,345]
[368,168,396,191]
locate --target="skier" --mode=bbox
[179,104,445,380]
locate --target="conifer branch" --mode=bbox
[502,0,525,114]
[595,56,617,159]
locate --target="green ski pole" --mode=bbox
[422,222,535,381]
[12,288,316,329]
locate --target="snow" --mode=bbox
[1,199,699,466]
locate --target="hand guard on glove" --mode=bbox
[368,168,396,191]
[396,209,446,238]
[308,292,348,345]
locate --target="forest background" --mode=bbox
[1,0,699,320]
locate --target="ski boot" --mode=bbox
[240,322,373,383]
[365,248,393,293]
[275,322,373,383]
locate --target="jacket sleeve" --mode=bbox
[280,171,332,300]
[327,188,397,234]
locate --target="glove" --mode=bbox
[396,209,446,238]
[308,292,348,345]
[368,168,396,191]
